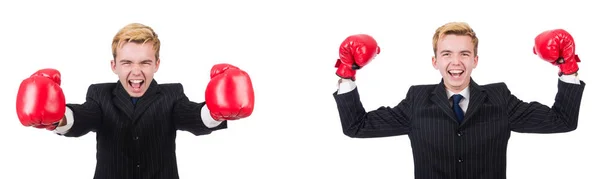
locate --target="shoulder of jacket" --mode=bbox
[88,82,117,90]
[409,84,437,91]
[480,82,508,91]
[158,83,185,94]
[158,83,184,89]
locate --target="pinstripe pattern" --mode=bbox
[333,78,585,179]
[62,79,227,179]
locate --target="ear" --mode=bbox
[473,55,479,68]
[111,59,117,74]
[154,58,161,73]
[431,56,438,69]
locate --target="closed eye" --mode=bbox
[141,60,153,65]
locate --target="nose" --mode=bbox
[449,55,461,65]
[130,64,142,75]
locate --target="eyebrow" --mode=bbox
[440,50,472,54]
[119,59,153,63]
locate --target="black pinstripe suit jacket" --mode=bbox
[333,78,585,179]
[61,79,227,179]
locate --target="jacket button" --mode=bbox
[457,131,463,137]
[458,158,463,163]
[134,136,139,140]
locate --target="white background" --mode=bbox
[0,0,598,178]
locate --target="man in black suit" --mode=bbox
[332,22,585,179]
[16,23,255,179]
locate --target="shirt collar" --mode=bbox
[446,87,470,100]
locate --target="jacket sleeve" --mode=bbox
[170,84,227,136]
[333,86,413,138]
[508,79,585,133]
[58,84,104,137]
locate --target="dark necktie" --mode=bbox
[131,97,139,105]
[452,94,464,123]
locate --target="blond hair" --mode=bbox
[111,23,161,60]
[432,22,478,56]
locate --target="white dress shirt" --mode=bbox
[446,87,470,114]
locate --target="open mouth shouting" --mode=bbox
[129,79,145,93]
[448,69,464,79]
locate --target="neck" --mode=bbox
[444,82,469,94]
[448,88,465,94]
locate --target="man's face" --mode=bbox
[432,34,478,93]
[111,42,160,97]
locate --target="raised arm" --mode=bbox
[333,79,412,138]
[510,29,586,133]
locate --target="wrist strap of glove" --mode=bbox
[559,72,578,77]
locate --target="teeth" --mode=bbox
[129,80,143,83]
[449,70,464,74]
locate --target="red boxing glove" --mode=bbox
[31,68,62,85]
[32,124,59,131]
[205,64,255,121]
[16,68,66,130]
[335,34,380,81]
[533,29,581,76]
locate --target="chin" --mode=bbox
[126,90,145,97]
[444,77,468,90]
[122,84,146,97]
[128,93,143,97]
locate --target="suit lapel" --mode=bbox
[112,81,135,120]
[462,78,487,125]
[112,79,162,123]
[132,80,161,124]
[430,80,458,122]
